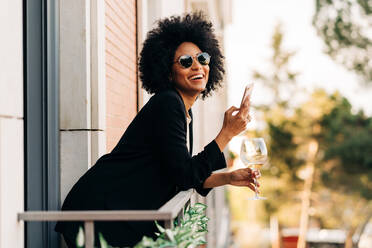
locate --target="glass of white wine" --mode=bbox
[240,137,268,200]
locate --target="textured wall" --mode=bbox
[105,0,137,152]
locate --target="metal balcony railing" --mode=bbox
[18,189,193,248]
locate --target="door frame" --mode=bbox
[23,0,60,247]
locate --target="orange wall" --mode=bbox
[105,0,137,152]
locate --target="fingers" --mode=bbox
[239,99,250,117]
[238,107,249,118]
[234,168,260,192]
[223,105,251,137]
[244,168,259,182]
[234,112,250,133]
[247,182,256,192]
[235,168,258,183]
[225,106,239,116]
[236,181,257,192]
[255,170,261,179]
[232,180,256,191]
[237,105,251,123]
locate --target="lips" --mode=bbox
[188,73,204,80]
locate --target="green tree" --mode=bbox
[251,21,372,248]
[316,94,372,247]
[251,25,327,248]
[319,95,372,200]
[260,90,336,248]
[263,89,372,247]
[312,0,372,82]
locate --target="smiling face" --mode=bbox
[171,42,210,97]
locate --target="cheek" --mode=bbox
[178,69,190,80]
[204,66,210,80]
[171,67,181,80]
[172,67,189,82]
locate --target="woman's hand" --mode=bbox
[215,103,251,151]
[228,167,260,192]
[222,105,251,138]
[202,168,260,190]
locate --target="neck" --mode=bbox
[175,89,198,117]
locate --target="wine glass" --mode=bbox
[240,137,268,200]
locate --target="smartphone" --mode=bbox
[240,83,254,108]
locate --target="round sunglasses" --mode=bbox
[174,52,211,68]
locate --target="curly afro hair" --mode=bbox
[139,12,225,99]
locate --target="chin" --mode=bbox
[177,80,207,96]
[192,85,206,94]
[192,81,207,90]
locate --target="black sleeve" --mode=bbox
[153,92,226,196]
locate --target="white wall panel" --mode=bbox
[0,0,23,118]
[0,119,24,248]
[0,0,24,247]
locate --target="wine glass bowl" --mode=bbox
[240,137,268,200]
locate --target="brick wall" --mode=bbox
[105,0,137,152]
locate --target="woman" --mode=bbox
[55,12,257,247]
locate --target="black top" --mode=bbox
[55,88,226,247]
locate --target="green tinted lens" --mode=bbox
[197,52,210,65]
[179,55,193,68]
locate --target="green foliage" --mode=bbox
[75,203,209,248]
[248,23,313,225]
[318,95,372,199]
[76,226,85,248]
[134,203,208,248]
[258,90,338,225]
[99,233,111,248]
[247,21,372,229]
[313,0,372,82]
[262,88,372,227]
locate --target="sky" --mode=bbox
[224,0,372,115]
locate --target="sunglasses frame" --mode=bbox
[174,52,211,69]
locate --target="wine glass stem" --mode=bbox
[253,169,259,198]
[253,178,259,198]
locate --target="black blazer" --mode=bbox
[55,88,227,247]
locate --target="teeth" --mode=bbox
[190,74,203,80]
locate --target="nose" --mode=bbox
[191,59,203,70]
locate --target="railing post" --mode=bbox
[85,221,95,248]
